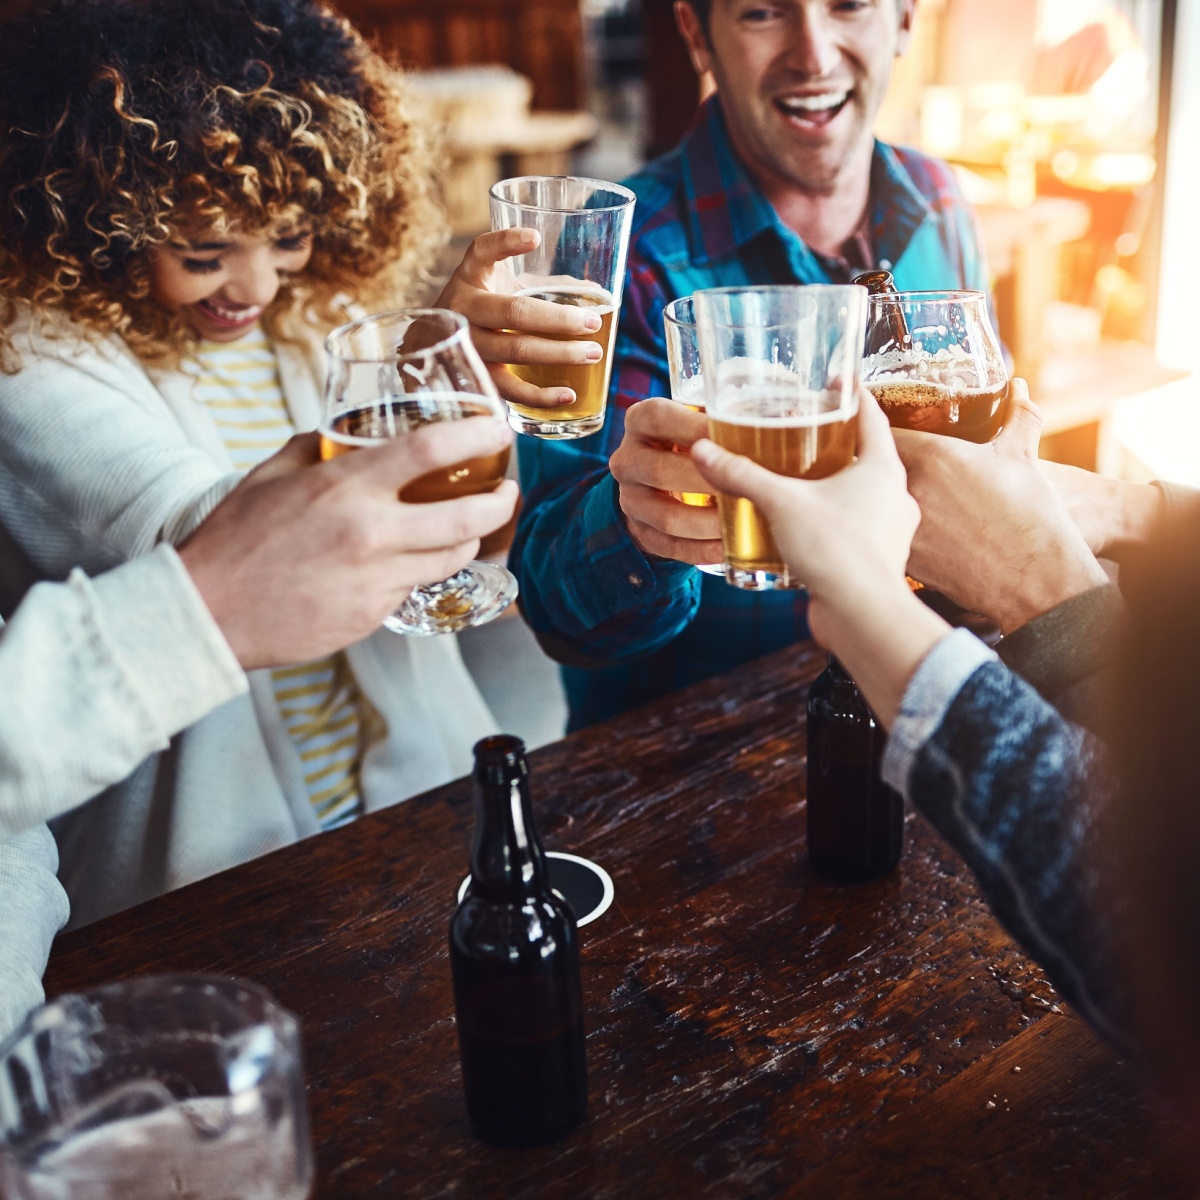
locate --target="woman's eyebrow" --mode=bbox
[169,239,232,252]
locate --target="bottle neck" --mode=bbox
[826,653,853,682]
[470,737,549,900]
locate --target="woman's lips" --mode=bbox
[193,298,264,330]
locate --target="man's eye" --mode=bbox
[832,0,869,12]
[182,258,222,275]
[276,233,312,253]
[740,6,781,23]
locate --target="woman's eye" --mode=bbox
[276,233,311,253]
[182,257,222,275]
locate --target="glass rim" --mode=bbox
[663,296,694,328]
[488,174,637,213]
[324,308,468,364]
[694,284,866,330]
[866,289,987,305]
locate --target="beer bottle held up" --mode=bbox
[853,270,911,359]
[450,736,588,1147]
[806,656,905,883]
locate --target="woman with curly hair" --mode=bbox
[0,0,586,927]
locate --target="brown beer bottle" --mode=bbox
[853,269,911,359]
[806,656,905,882]
[450,735,588,1147]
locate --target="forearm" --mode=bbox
[1041,461,1165,562]
[883,647,1128,1046]
[0,546,246,837]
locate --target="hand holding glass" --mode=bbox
[322,309,516,635]
[489,175,635,440]
[694,285,867,591]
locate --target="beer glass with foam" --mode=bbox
[489,176,635,440]
[860,289,1008,443]
[321,309,516,635]
[663,295,724,577]
[694,286,867,591]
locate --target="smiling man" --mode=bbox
[509,0,992,728]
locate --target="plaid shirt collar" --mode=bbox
[678,97,934,276]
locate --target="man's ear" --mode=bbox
[675,0,714,78]
[896,0,917,56]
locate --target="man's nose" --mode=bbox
[788,6,843,79]
[222,254,280,308]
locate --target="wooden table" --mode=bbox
[46,644,1188,1198]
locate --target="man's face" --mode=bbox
[681,0,915,196]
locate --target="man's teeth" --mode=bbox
[779,91,849,114]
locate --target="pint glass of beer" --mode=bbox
[694,286,867,591]
[489,176,636,440]
[322,309,517,635]
[663,296,724,577]
[861,290,1007,442]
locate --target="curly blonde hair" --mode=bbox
[0,0,446,370]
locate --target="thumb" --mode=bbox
[691,438,792,519]
[994,378,1043,459]
[852,386,895,462]
[244,432,321,484]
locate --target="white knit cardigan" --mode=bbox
[0,311,497,927]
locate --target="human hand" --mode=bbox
[690,390,919,646]
[894,378,1110,633]
[609,398,723,565]
[1039,458,1164,562]
[179,422,518,670]
[436,228,604,410]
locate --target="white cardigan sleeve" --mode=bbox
[0,323,239,577]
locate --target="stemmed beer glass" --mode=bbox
[322,309,517,636]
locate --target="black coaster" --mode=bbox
[456,851,614,927]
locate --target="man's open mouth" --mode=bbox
[775,90,852,129]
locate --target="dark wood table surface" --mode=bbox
[46,642,1190,1198]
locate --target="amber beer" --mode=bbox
[668,379,716,509]
[867,379,1007,443]
[709,389,856,577]
[504,287,617,427]
[319,396,511,506]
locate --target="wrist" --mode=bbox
[1107,479,1166,557]
[991,543,1110,635]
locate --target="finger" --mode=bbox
[611,437,714,492]
[342,416,513,491]
[470,325,602,366]
[488,364,576,409]
[853,387,898,462]
[690,438,790,516]
[464,290,604,338]
[994,378,1042,458]
[245,432,321,483]
[457,228,540,280]
[387,542,482,594]
[619,481,723,540]
[391,483,520,553]
[625,397,708,447]
[625,515,726,566]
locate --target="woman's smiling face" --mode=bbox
[149,225,314,341]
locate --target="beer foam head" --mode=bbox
[865,342,986,392]
[711,384,853,425]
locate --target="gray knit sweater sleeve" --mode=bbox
[883,631,1127,1046]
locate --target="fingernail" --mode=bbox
[557,390,576,405]
[585,343,603,362]
[582,313,603,333]
[520,228,540,247]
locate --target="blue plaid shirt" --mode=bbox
[510,99,993,730]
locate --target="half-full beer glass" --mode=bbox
[0,976,312,1200]
[694,285,867,591]
[322,309,517,636]
[489,175,635,439]
[663,296,723,577]
[861,290,1007,442]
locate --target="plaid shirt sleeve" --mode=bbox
[508,254,702,666]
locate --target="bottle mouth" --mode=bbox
[473,734,527,772]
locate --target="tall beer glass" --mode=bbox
[322,309,517,636]
[861,290,1007,443]
[489,176,635,440]
[662,296,724,577]
[694,286,867,591]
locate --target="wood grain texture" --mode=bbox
[46,643,1187,1198]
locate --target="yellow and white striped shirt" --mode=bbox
[187,330,374,830]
